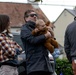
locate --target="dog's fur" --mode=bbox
[32,21,59,53]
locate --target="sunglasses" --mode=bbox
[28,14,38,17]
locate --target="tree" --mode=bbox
[34,0,43,2]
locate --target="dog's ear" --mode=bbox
[45,21,50,26]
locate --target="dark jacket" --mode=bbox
[20,21,54,74]
[64,20,76,63]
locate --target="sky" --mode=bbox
[0,0,76,21]
[39,0,76,21]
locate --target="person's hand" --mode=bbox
[44,31,52,39]
[47,26,52,32]
[48,28,52,32]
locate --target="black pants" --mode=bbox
[28,71,52,75]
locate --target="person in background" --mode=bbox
[64,17,76,75]
[20,9,54,75]
[0,14,22,75]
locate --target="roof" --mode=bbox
[54,7,76,23]
[0,2,53,27]
[66,8,76,16]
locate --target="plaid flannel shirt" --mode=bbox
[0,33,22,62]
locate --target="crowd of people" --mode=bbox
[0,9,75,75]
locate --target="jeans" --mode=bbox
[0,65,18,75]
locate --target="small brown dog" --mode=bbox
[32,19,59,53]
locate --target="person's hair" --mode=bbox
[0,14,10,33]
[74,16,76,20]
[24,9,35,19]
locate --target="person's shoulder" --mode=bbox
[21,24,27,30]
[22,23,27,27]
[66,21,76,32]
[67,21,75,28]
[70,21,76,27]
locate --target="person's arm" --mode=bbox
[13,41,23,54]
[64,29,71,62]
[21,27,51,45]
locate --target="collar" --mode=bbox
[26,21,36,29]
[0,30,13,38]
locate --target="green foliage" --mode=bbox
[55,58,73,75]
